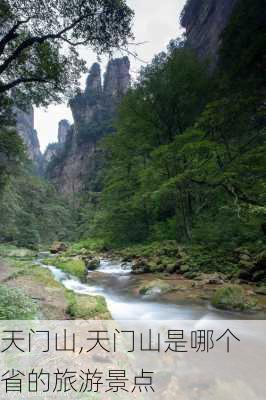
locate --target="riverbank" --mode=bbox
[1,241,266,319]
[47,240,266,316]
[0,244,110,320]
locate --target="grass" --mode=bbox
[66,290,111,320]
[0,284,38,319]
[0,243,36,259]
[0,244,112,320]
[45,257,86,280]
[71,238,106,253]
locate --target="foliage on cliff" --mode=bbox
[0,0,134,200]
[0,165,75,248]
[80,1,266,251]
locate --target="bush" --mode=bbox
[0,284,37,319]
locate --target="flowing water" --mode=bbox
[36,253,256,321]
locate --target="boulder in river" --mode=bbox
[197,272,225,285]
[83,256,100,271]
[139,280,173,297]
[131,258,149,274]
[50,242,68,254]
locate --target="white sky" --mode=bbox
[35,0,186,152]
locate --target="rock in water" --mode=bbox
[83,256,100,271]
[50,242,68,254]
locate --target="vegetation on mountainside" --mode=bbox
[0,126,25,191]
[0,166,75,248]
[0,0,133,247]
[0,0,265,289]
[76,1,265,266]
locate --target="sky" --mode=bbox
[35,0,186,152]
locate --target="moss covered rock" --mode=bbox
[83,257,100,271]
[139,280,173,297]
[211,285,256,311]
[52,257,86,280]
[66,292,111,319]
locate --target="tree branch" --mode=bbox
[0,76,50,92]
[0,13,91,76]
[190,178,263,207]
[0,18,31,56]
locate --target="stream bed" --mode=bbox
[36,254,253,321]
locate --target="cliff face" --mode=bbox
[42,119,71,171]
[14,105,43,171]
[58,119,71,144]
[181,0,238,65]
[47,57,130,194]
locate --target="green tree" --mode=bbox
[96,45,211,245]
[0,0,134,105]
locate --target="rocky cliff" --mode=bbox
[181,0,238,65]
[42,119,71,171]
[46,57,130,194]
[14,104,43,171]
[58,119,71,144]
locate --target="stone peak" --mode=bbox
[103,56,130,98]
[85,62,102,96]
[58,119,71,144]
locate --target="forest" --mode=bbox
[0,0,266,321]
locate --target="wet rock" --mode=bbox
[131,258,149,274]
[83,256,100,271]
[204,273,225,285]
[139,280,172,297]
[166,263,179,274]
[121,255,132,262]
[50,242,68,254]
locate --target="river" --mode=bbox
[36,254,256,321]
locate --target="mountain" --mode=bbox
[14,104,43,172]
[46,57,130,194]
[181,0,238,66]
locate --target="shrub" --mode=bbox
[0,284,37,319]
